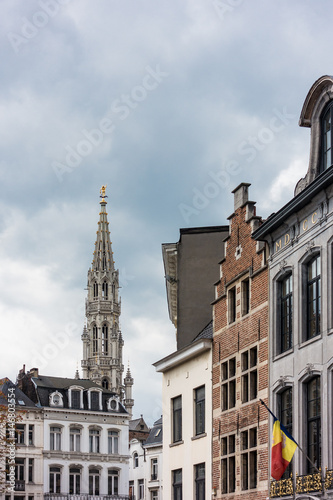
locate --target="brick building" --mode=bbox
[212,183,269,499]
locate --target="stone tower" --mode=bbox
[81,186,129,402]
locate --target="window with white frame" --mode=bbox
[70,427,81,452]
[133,452,139,468]
[151,458,158,480]
[151,490,158,500]
[28,458,34,483]
[69,467,81,494]
[89,468,100,495]
[50,426,62,451]
[138,479,144,499]
[89,429,100,453]
[108,469,119,495]
[15,424,25,445]
[279,273,293,353]
[108,430,119,454]
[49,467,61,493]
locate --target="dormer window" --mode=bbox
[322,102,333,171]
[107,397,119,412]
[88,389,102,411]
[50,391,63,407]
[68,386,84,409]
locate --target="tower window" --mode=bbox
[102,281,108,299]
[93,282,98,299]
[93,325,98,355]
[102,325,108,355]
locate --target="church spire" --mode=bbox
[81,186,127,401]
[92,185,115,273]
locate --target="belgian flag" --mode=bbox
[271,418,297,480]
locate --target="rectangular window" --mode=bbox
[241,347,257,403]
[108,430,119,454]
[28,459,34,483]
[70,428,81,452]
[172,396,182,443]
[194,386,205,435]
[241,428,257,490]
[16,424,25,445]
[172,469,182,500]
[280,274,292,352]
[307,255,321,339]
[151,491,158,500]
[195,463,205,500]
[228,287,236,323]
[49,467,61,494]
[108,469,119,495]
[28,425,34,446]
[242,278,250,315]
[129,481,134,500]
[50,426,61,451]
[69,468,81,494]
[90,391,100,410]
[221,357,236,411]
[89,469,100,495]
[89,429,100,453]
[138,479,144,499]
[221,434,235,494]
[71,390,81,409]
[151,458,158,480]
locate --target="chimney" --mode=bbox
[232,183,251,211]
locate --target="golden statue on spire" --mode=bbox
[100,185,107,202]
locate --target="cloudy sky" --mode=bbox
[1,0,332,425]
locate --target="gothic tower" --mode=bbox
[81,186,127,401]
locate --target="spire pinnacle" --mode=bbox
[100,184,108,204]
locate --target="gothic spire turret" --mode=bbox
[92,185,115,273]
[81,186,127,401]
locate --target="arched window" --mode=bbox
[108,469,119,495]
[306,376,321,472]
[92,325,98,355]
[279,273,293,353]
[102,325,108,355]
[133,452,139,468]
[102,281,108,299]
[307,255,321,340]
[322,102,333,171]
[93,282,98,299]
[278,387,293,478]
[102,378,109,389]
[108,430,119,454]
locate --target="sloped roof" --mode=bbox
[193,320,213,341]
[31,375,127,413]
[0,377,37,408]
[144,417,163,447]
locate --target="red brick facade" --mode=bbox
[212,184,269,499]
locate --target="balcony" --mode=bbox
[45,495,130,500]
[15,480,25,491]
[270,469,333,498]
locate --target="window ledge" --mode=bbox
[273,347,294,362]
[169,440,184,448]
[191,433,207,441]
[299,333,322,349]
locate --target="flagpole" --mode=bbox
[259,399,321,475]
